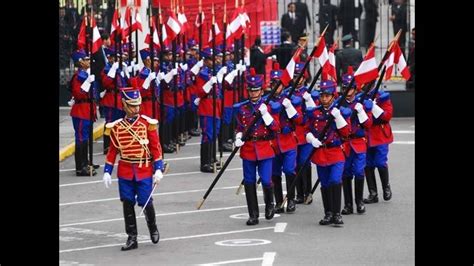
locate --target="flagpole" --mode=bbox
[218,0,227,165]
[135,7,139,73]
[172,0,180,153]
[88,6,95,176]
[158,2,166,157]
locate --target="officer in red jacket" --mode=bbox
[363,89,394,204]
[305,79,351,226]
[70,49,99,176]
[102,87,164,251]
[233,68,280,226]
[268,65,303,213]
[339,67,373,215]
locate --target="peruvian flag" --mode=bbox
[393,42,411,80]
[208,22,223,46]
[177,11,188,32]
[383,48,395,80]
[314,37,330,71]
[281,48,303,87]
[110,9,121,45]
[161,23,169,46]
[121,7,131,41]
[228,7,246,40]
[328,42,338,82]
[164,11,182,42]
[354,44,378,85]
[77,16,102,54]
[144,20,160,49]
[131,8,143,32]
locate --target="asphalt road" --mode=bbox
[59,117,414,265]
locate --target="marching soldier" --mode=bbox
[220,46,238,152]
[70,49,99,176]
[185,39,203,137]
[102,86,164,251]
[194,47,220,173]
[364,88,394,204]
[100,47,127,154]
[305,79,351,226]
[291,63,319,204]
[132,48,160,120]
[268,64,303,213]
[339,67,373,215]
[233,68,280,225]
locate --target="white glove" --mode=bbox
[371,101,384,119]
[133,64,141,72]
[302,91,316,108]
[283,98,298,119]
[234,132,244,147]
[103,172,112,188]
[171,68,178,76]
[225,69,237,84]
[156,72,165,82]
[87,74,95,83]
[306,132,322,148]
[203,76,217,93]
[190,62,201,75]
[180,63,188,71]
[354,102,368,123]
[218,66,228,75]
[258,104,274,126]
[331,107,348,129]
[163,70,175,83]
[193,97,200,106]
[107,62,119,78]
[80,78,92,92]
[120,70,125,78]
[197,59,204,68]
[67,98,75,106]
[142,72,156,90]
[99,90,106,98]
[153,170,163,185]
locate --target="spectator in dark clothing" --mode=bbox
[318,0,338,47]
[294,0,312,32]
[338,0,362,41]
[335,34,363,84]
[297,33,311,84]
[265,31,296,69]
[59,7,71,69]
[406,27,415,90]
[390,0,408,55]
[363,0,379,48]
[64,0,81,50]
[250,38,267,75]
[281,3,306,45]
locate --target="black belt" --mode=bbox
[75,99,93,104]
[244,135,274,141]
[320,143,341,148]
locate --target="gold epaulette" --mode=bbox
[104,118,123,136]
[141,115,159,131]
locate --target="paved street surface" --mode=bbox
[59,118,414,265]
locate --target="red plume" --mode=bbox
[347,66,354,75]
[273,62,280,70]
[249,67,256,76]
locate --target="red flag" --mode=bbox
[76,16,102,54]
[393,42,411,80]
[177,11,188,32]
[144,19,160,49]
[121,7,131,42]
[281,48,303,87]
[77,17,86,50]
[110,9,121,45]
[208,22,223,46]
[328,42,338,82]
[164,11,182,42]
[354,44,378,85]
[131,8,143,32]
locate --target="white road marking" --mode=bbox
[262,252,277,266]
[229,213,281,220]
[59,226,274,253]
[60,227,148,241]
[59,236,84,242]
[274,223,287,233]
[60,167,243,187]
[60,204,266,227]
[215,239,271,247]
[60,184,243,206]
[393,141,414,145]
[198,252,276,266]
[59,153,240,173]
